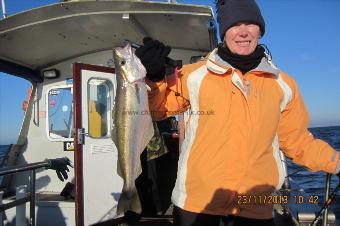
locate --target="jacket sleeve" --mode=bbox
[278,74,340,174]
[146,67,190,121]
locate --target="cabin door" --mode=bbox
[73,63,123,226]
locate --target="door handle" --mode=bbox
[77,128,88,145]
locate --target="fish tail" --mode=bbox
[117,192,129,215]
[117,188,142,216]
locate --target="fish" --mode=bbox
[112,42,154,216]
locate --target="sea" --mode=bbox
[286,126,340,226]
[0,126,340,225]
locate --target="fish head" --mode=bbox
[113,43,146,83]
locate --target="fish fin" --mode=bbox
[116,158,123,178]
[130,191,142,214]
[145,83,151,92]
[117,192,128,216]
[136,163,142,178]
[111,98,117,143]
[140,121,155,154]
[111,129,117,144]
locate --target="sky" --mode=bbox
[0,0,340,144]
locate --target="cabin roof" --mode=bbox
[0,0,216,82]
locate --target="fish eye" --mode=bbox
[120,60,126,66]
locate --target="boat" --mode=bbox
[0,0,337,225]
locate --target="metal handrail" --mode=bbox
[279,154,336,226]
[0,161,48,177]
[0,195,30,212]
[311,173,339,226]
[0,160,50,226]
[322,173,331,226]
[1,0,6,19]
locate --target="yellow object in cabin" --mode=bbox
[89,100,102,138]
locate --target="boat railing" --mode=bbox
[279,151,338,226]
[322,173,332,226]
[1,0,6,19]
[0,160,50,226]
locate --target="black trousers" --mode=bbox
[173,206,275,226]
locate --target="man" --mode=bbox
[135,0,340,225]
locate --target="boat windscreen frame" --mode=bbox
[0,58,43,82]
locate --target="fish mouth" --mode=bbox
[113,49,126,60]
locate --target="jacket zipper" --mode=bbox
[231,71,253,196]
[244,79,251,96]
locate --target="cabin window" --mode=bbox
[46,86,74,141]
[87,79,112,138]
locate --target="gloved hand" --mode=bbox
[135,37,171,82]
[46,157,73,182]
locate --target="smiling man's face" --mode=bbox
[224,22,261,56]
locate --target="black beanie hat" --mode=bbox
[216,0,265,40]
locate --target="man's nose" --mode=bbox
[238,24,249,37]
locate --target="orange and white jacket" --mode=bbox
[146,49,340,219]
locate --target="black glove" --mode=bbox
[135,37,171,82]
[46,157,73,182]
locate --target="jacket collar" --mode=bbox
[206,48,280,77]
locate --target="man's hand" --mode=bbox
[135,37,171,82]
[46,157,73,182]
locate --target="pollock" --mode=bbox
[112,43,154,215]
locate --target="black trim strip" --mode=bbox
[208,19,218,50]
[0,59,43,82]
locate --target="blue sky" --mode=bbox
[0,0,340,144]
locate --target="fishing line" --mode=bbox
[280,159,306,179]
[284,169,304,179]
